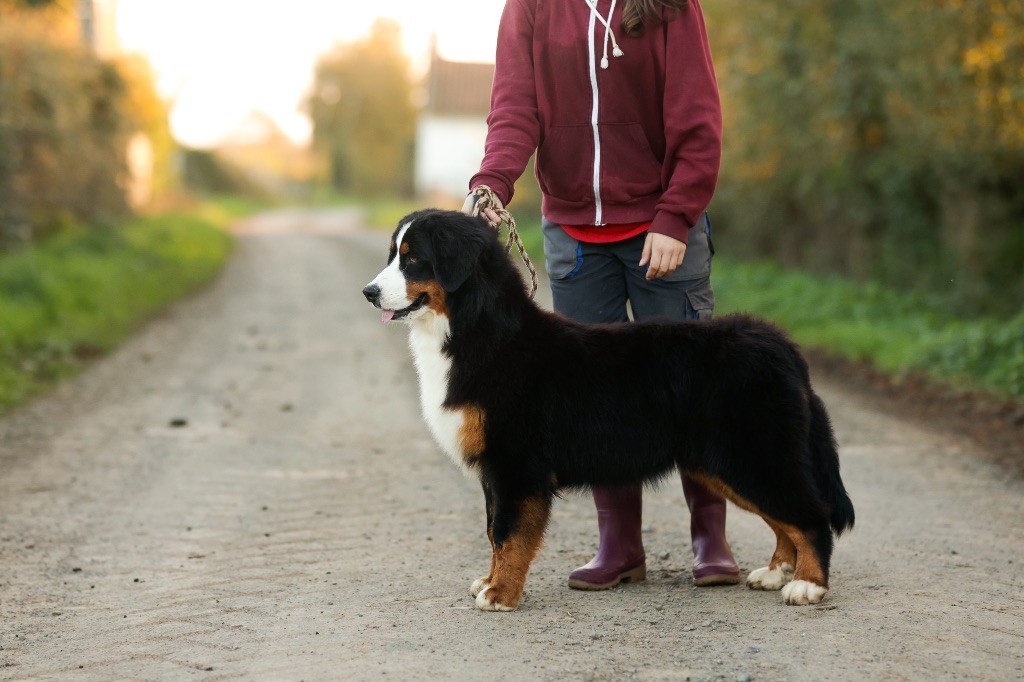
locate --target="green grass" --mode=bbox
[714,259,1024,399]
[0,213,234,408]
[193,194,274,225]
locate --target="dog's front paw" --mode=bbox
[780,579,828,605]
[474,583,519,612]
[746,564,793,591]
[470,576,491,597]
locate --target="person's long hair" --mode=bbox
[621,0,689,37]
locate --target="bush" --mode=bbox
[0,214,232,407]
[0,8,168,246]
[705,0,1024,316]
[713,258,1024,400]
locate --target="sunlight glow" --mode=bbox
[116,0,503,148]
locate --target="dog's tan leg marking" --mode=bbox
[687,472,828,603]
[476,496,550,612]
[471,525,497,597]
[767,521,798,571]
[777,522,829,604]
[458,405,486,468]
[747,521,796,590]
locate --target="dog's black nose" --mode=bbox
[362,284,381,304]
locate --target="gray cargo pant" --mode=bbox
[542,212,715,324]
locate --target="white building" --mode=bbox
[414,48,494,204]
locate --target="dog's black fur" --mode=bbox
[378,209,854,609]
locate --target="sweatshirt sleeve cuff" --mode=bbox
[649,210,692,244]
[468,174,513,206]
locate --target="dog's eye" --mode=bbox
[407,256,418,264]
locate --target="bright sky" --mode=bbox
[116,0,503,148]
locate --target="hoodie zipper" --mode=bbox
[586,5,604,225]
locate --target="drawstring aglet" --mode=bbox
[601,56,609,69]
[613,46,624,58]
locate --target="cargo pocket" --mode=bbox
[542,218,583,280]
[683,276,715,319]
[664,212,714,282]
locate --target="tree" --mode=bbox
[306,19,416,196]
[704,0,1024,314]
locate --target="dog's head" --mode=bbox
[362,210,494,324]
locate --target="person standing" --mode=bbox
[463,0,739,589]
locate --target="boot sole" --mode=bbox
[693,572,741,587]
[567,564,647,591]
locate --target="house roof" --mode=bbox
[425,56,494,117]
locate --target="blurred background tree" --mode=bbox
[306,18,417,197]
[707,0,1024,315]
[0,0,172,248]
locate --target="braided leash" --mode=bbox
[471,185,539,298]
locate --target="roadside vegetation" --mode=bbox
[713,260,1024,400]
[0,212,233,408]
[704,1,1023,318]
[0,3,265,411]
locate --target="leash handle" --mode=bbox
[470,185,539,299]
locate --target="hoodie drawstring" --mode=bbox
[584,0,624,69]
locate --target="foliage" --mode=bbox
[0,20,126,244]
[112,54,176,199]
[181,148,270,199]
[0,212,233,408]
[705,0,1024,316]
[0,4,172,246]
[712,258,1024,399]
[306,19,416,197]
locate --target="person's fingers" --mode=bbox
[483,208,501,225]
[665,244,687,275]
[672,249,684,273]
[647,248,666,280]
[640,233,653,267]
[460,193,477,215]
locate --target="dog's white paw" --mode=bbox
[470,577,490,598]
[746,564,793,591]
[475,585,516,612]
[781,579,828,605]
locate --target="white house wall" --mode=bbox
[415,115,488,201]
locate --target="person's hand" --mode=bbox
[461,190,502,226]
[640,232,686,280]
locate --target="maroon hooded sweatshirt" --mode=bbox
[469,0,722,243]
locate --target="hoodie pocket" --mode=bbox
[599,123,663,203]
[536,124,593,202]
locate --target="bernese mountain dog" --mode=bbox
[362,209,855,612]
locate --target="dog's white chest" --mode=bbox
[409,319,480,476]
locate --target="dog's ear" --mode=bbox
[427,215,490,293]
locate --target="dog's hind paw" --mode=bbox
[746,564,792,591]
[475,585,517,612]
[470,577,491,597]
[781,579,828,605]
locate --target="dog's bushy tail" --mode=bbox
[809,391,855,535]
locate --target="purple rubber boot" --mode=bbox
[682,474,740,586]
[567,485,647,590]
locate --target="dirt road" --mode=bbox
[1,209,1022,681]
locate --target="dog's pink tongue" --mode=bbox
[381,309,395,324]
